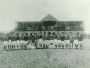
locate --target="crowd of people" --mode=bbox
[2,33,84,50]
[5,33,84,42]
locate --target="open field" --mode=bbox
[0,39,90,68]
[0,49,90,68]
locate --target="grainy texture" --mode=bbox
[0,40,90,68]
[0,49,90,68]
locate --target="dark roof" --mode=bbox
[41,14,58,21]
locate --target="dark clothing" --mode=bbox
[70,36,74,48]
[61,36,65,41]
[78,35,83,41]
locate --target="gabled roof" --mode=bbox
[41,14,58,21]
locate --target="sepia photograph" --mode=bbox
[0,0,90,68]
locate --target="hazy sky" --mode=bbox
[0,0,90,33]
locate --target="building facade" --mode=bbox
[8,14,85,40]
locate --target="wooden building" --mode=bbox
[9,14,85,39]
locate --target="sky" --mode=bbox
[0,0,90,34]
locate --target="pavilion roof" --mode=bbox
[41,14,58,21]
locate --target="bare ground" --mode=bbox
[0,49,90,68]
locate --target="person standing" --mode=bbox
[70,35,74,48]
[78,34,83,49]
[60,35,65,49]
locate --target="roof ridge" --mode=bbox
[41,14,58,21]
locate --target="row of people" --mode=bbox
[5,34,83,42]
[37,39,83,49]
[3,39,83,50]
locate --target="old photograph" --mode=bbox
[0,0,90,68]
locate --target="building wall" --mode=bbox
[16,21,84,31]
[10,21,85,39]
